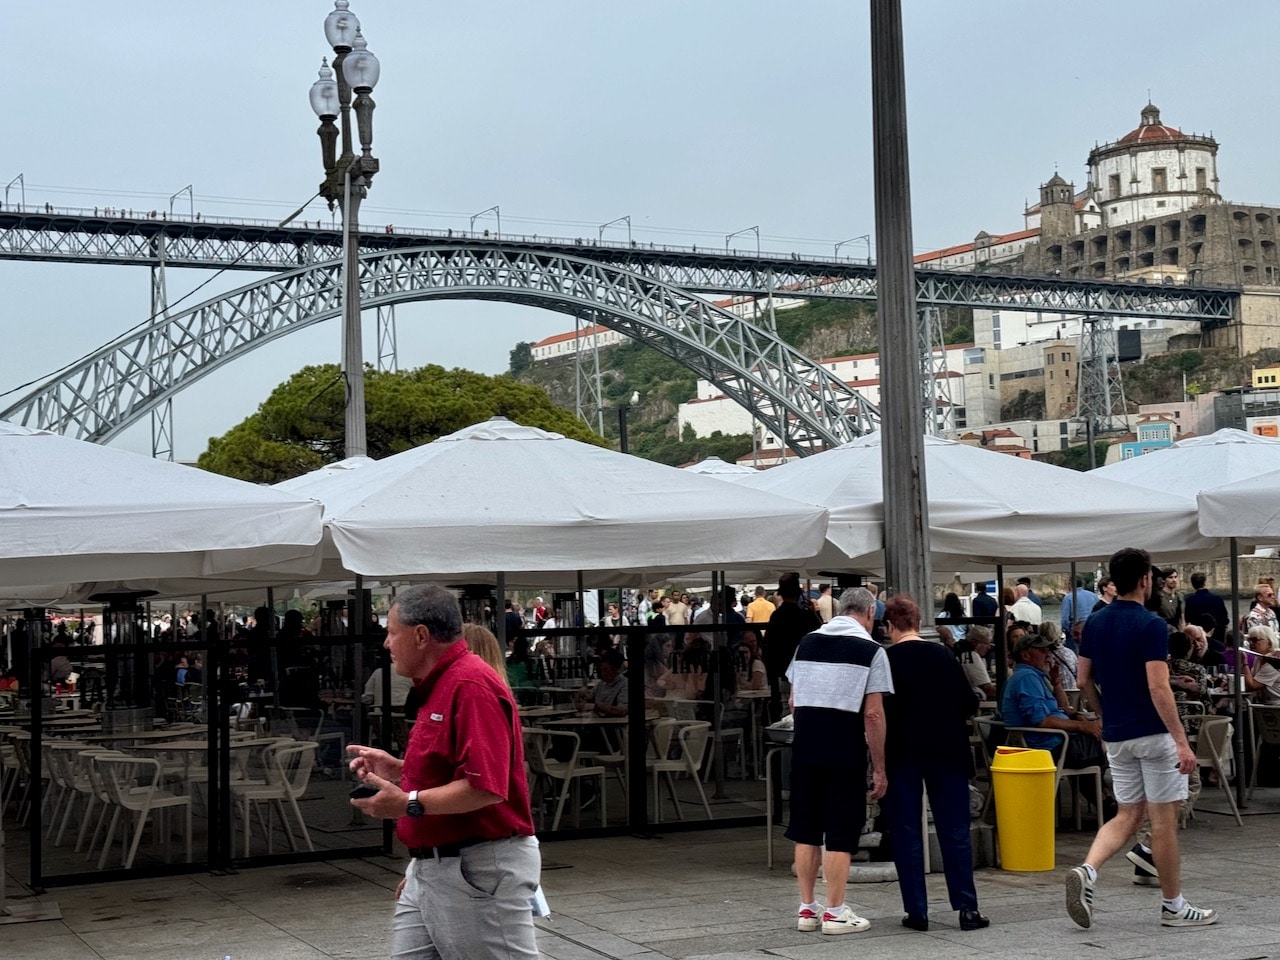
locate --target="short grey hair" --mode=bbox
[393,584,462,642]
[1248,625,1278,651]
[968,625,992,645]
[837,587,876,618]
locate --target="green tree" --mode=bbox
[508,341,533,376]
[198,363,604,482]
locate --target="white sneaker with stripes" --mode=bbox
[1161,902,1218,927]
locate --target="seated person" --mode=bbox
[956,626,995,700]
[1185,623,1226,670]
[1241,625,1280,705]
[362,664,413,711]
[1168,630,1210,715]
[735,630,767,691]
[577,649,628,718]
[643,635,681,700]
[1039,622,1078,692]
[1001,633,1103,768]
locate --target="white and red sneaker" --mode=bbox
[796,906,821,932]
[821,905,871,934]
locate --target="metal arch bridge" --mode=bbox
[0,245,884,451]
[0,208,1241,320]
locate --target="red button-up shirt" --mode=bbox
[396,640,534,848]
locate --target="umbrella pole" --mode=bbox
[710,571,727,799]
[1230,539,1246,809]
[1069,562,1077,638]
[495,572,507,652]
[994,565,1008,695]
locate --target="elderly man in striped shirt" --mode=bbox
[786,586,893,935]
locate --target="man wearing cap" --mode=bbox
[348,584,540,959]
[1000,632,1101,766]
[764,574,822,722]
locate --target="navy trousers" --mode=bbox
[886,759,979,918]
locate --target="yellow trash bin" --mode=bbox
[990,745,1057,871]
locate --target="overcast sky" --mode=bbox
[3,0,1276,459]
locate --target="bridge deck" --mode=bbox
[0,207,1240,321]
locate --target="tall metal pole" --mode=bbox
[871,0,932,614]
[342,165,367,458]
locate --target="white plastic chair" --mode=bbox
[93,755,193,869]
[230,740,319,856]
[1005,725,1104,830]
[1247,703,1280,801]
[523,728,605,831]
[647,719,713,821]
[1193,715,1243,826]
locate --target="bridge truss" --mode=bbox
[0,209,1242,455]
[0,246,881,451]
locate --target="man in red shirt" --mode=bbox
[349,584,540,959]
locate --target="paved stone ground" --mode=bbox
[4,799,1279,960]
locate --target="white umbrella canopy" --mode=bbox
[1197,467,1280,538]
[682,456,759,479]
[737,432,1222,567]
[279,417,829,580]
[0,421,324,593]
[1093,428,1280,501]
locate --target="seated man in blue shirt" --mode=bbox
[1002,633,1102,767]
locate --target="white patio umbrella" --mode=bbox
[737,432,1222,569]
[1198,467,1280,538]
[0,421,324,594]
[1093,429,1280,510]
[1093,427,1280,808]
[276,417,829,581]
[682,456,759,479]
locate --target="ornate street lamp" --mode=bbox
[311,0,380,458]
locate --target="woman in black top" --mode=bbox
[882,595,989,933]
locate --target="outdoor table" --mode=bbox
[518,706,575,722]
[82,726,201,744]
[543,714,632,754]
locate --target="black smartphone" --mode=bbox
[349,783,379,800]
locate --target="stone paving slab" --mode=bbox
[4,804,1279,960]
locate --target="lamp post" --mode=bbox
[618,390,639,455]
[311,0,380,459]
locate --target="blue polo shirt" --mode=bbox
[1080,599,1168,743]
[1000,662,1065,752]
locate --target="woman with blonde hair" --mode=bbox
[462,623,512,689]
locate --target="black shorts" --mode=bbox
[784,760,866,853]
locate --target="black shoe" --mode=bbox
[959,909,990,931]
[901,915,928,931]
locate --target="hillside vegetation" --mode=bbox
[510,301,974,465]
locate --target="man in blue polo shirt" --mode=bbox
[1066,547,1216,931]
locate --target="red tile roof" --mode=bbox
[915,228,1040,265]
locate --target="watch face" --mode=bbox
[406,799,424,818]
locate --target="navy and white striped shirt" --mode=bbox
[787,616,893,766]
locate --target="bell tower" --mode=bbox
[1039,172,1077,240]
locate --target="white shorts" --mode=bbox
[1105,733,1188,806]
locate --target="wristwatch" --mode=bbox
[406,789,424,818]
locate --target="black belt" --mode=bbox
[409,837,500,859]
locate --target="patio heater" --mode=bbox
[88,590,156,731]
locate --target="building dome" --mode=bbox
[1087,103,1219,228]
[1117,103,1186,145]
